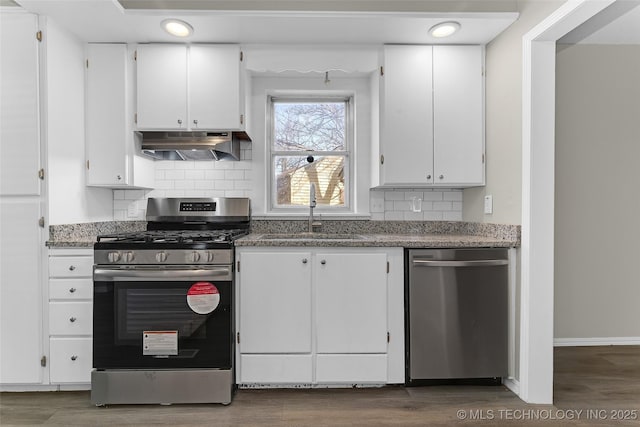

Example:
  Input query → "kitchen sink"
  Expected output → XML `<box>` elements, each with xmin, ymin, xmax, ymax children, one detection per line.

<box><xmin>256</xmin><ymin>233</ymin><xmax>366</xmax><ymax>240</ymax></box>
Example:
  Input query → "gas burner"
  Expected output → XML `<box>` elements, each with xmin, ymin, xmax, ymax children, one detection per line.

<box><xmin>97</xmin><ymin>229</ymin><xmax>248</xmax><ymax>245</ymax></box>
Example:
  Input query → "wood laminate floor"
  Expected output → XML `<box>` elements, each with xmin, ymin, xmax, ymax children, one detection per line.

<box><xmin>1</xmin><ymin>346</ymin><xmax>639</xmax><ymax>426</ymax></box>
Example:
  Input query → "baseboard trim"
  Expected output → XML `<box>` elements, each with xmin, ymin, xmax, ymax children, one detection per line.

<box><xmin>554</xmin><ymin>337</ymin><xmax>640</xmax><ymax>347</ymax></box>
<box><xmin>503</xmin><ymin>377</ymin><xmax>520</xmax><ymax>395</ymax></box>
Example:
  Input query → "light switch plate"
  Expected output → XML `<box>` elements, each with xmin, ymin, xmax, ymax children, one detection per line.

<box><xmin>484</xmin><ymin>195</ymin><xmax>493</xmax><ymax>214</ymax></box>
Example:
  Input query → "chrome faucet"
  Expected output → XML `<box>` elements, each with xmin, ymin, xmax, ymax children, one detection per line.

<box><xmin>309</xmin><ymin>183</ymin><xmax>321</xmax><ymax>232</ymax></box>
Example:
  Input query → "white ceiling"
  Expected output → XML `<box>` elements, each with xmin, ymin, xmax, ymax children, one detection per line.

<box><xmin>14</xmin><ymin>0</ymin><xmax>518</xmax><ymax>45</ymax></box>
<box><xmin>559</xmin><ymin>0</ymin><xmax>640</xmax><ymax>44</ymax></box>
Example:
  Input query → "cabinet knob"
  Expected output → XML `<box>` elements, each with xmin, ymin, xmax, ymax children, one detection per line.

<box><xmin>69</xmin><ymin>287</ymin><xmax>76</xmax><ymax>293</ymax></box>
<box><xmin>320</xmin><ymin>260</ymin><xmax>326</xmax><ymax>265</ymax></box>
<box><xmin>69</xmin><ymin>317</ymin><xmax>77</xmax><ymax>323</ymax></box>
<box><xmin>116</xmin><ymin>175</ymin><xmax>122</xmax><ymax>180</ymax></box>
<box><xmin>70</xmin><ymin>355</ymin><xmax>78</xmax><ymax>361</ymax></box>
<box><xmin>302</xmin><ymin>258</ymin><xmax>308</xmax><ymax>264</ymax></box>
<box><xmin>439</xmin><ymin>175</ymin><xmax>444</xmax><ymax>180</ymax></box>
<box><xmin>68</xmin><ymin>265</ymin><xmax>76</xmax><ymax>271</ymax></box>
<box><xmin>193</xmin><ymin>119</ymin><xmax>198</xmax><ymax>126</ymax></box>
<box><xmin>177</xmin><ymin>119</ymin><xmax>183</xmax><ymax>125</ymax></box>
<box><xmin>427</xmin><ymin>174</ymin><xmax>432</xmax><ymax>180</ymax></box>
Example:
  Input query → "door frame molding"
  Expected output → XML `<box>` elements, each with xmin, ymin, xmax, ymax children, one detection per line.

<box><xmin>519</xmin><ymin>0</ymin><xmax>616</xmax><ymax>404</ymax></box>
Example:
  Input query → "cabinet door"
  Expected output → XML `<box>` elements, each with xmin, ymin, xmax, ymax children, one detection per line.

<box><xmin>239</xmin><ymin>251</ymin><xmax>312</xmax><ymax>353</ymax></box>
<box><xmin>433</xmin><ymin>45</ymin><xmax>484</xmax><ymax>185</ymax></box>
<box><xmin>0</xmin><ymin>199</ymin><xmax>43</xmax><ymax>384</ymax></box>
<box><xmin>189</xmin><ymin>45</ymin><xmax>242</xmax><ymax>130</ymax></box>
<box><xmin>86</xmin><ymin>44</ymin><xmax>128</xmax><ymax>186</ymax></box>
<box><xmin>49</xmin><ymin>338</ymin><xmax>92</xmax><ymax>384</ymax></box>
<box><xmin>0</xmin><ymin>12</ymin><xmax>40</xmax><ymax>196</ymax></box>
<box><xmin>315</xmin><ymin>252</ymin><xmax>388</xmax><ymax>353</ymax></box>
<box><xmin>381</xmin><ymin>45</ymin><xmax>434</xmax><ymax>185</ymax></box>
<box><xmin>136</xmin><ymin>44</ymin><xmax>187</xmax><ymax>129</ymax></box>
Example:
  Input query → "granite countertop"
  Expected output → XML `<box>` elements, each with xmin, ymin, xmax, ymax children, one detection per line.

<box><xmin>46</xmin><ymin>221</ymin><xmax>146</xmax><ymax>248</ymax></box>
<box><xmin>46</xmin><ymin>219</ymin><xmax>520</xmax><ymax>249</ymax></box>
<box><xmin>236</xmin><ymin>232</ymin><xmax>517</xmax><ymax>248</ymax></box>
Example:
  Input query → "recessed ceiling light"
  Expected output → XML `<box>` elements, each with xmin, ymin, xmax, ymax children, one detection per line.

<box><xmin>161</xmin><ymin>19</ymin><xmax>194</xmax><ymax>38</ymax></box>
<box><xmin>429</xmin><ymin>21</ymin><xmax>461</xmax><ymax>38</ymax></box>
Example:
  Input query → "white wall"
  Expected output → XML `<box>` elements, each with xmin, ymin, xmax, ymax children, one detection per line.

<box><xmin>463</xmin><ymin>0</ymin><xmax>564</xmax><ymax>224</ymax></box>
<box><xmin>554</xmin><ymin>44</ymin><xmax>640</xmax><ymax>342</ymax></box>
<box><xmin>44</xmin><ymin>18</ymin><xmax>112</xmax><ymax>225</ymax></box>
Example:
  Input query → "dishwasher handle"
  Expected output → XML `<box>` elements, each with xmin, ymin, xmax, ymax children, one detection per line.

<box><xmin>412</xmin><ymin>259</ymin><xmax>508</xmax><ymax>267</ymax></box>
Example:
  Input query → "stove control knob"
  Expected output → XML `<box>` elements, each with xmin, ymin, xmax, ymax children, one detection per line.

<box><xmin>156</xmin><ymin>252</ymin><xmax>168</xmax><ymax>263</ymax></box>
<box><xmin>205</xmin><ymin>252</ymin><xmax>215</xmax><ymax>263</ymax></box>
<box><xmin>124</xmin><ymin>251</ymin><xmax>135</xmax><ymax>263</ymax></box>
<box><xmin>190</xmin><ymin>251</ymin><xmax>201</xmax><ymax>263</ymax></box>
<box><xmin>107</xmin><ymin>251</ymin><xmax>121</xmax><ymax>263</ymax></box>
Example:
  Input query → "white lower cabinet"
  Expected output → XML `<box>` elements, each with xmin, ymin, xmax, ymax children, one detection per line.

<box><xmin>48</xmin><ymin>248</ymin><xmax>93</xmax><ymax>386</ymax></box>
<box><xmin>49</xmin><ymin>338</ymin><xmax>92</xmax><ymax>384</ymax></box>
<box><xmin>236</xmin><ymin>247</ymin><xmax>404</xmax><ymax>385</ymax></box>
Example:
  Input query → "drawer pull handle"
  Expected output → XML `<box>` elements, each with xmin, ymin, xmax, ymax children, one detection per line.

<box><xmin>69</xmin><ymin>265</ymin><xmax>76</xmax><ymax>271</ymax></box>
<box><xmin>69</xmin><ymin>287</ymin><xmax>76</xmax><ymax>293</ymax></box>
<box><xmin>69</xmin><ymin>317</ymin><xmax>77</xmax><ymax>323</ymax></box>
<box><xmin>70</xmin><ymin>355</ymin><xmax>78</xmax><ymax>361</ymax></box>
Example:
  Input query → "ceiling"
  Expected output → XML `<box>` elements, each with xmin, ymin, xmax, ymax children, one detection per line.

<box><xmin>559</xmin><ymin>0</ymin><xmax>640</xmax><ymax>44</ymax></box>
<box><xmin>14</xmin><ymin>0</ymin><xmax>519</xmax><ymax>45</ymax></box>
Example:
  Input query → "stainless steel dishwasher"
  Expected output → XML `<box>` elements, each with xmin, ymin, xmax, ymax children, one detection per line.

<box><xmin>405</xmin><ymin>248</ymin><xmax>509</xmax><ymax>385</ymax></box>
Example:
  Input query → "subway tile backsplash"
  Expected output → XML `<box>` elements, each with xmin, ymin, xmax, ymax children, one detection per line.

<box><xmin>113</xmin><ymin>145</ymin><xmax>463</xmax><ymax>221</ymax></box>
<box><xmin>368</xmin><ymin>188</ymin><xmax>463</xmax><ymax>221</ymax></box>
<box><xmin>113</xmin><ymin>144</ymin><xmax>253</xmax><ymax>221</ymax></box>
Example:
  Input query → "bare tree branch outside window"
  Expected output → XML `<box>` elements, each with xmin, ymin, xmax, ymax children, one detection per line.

<box><xmin>272</xmin><ymin>100</ymin><xmax>348</xmax><ymax>208</ymax></box>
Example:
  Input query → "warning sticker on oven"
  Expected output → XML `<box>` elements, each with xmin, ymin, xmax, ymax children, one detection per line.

<box><xmin>143</xmin><ymin>331</ymin><xmax>178</xmax><ymax>356</ymax></box>
<box><xmin>187</xmin><ymin>282</ymin><xmax>220</xmax><ymax>315</ymax></box>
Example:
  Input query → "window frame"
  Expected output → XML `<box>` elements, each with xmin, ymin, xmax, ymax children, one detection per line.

<box><xmin>267</xmin><ymin>94</ymin><xmax>354</xmax><ymax>214</ymax></box>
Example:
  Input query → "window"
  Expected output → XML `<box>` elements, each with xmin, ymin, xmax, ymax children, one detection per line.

<box><xmin>269</xmin><ymin>96</ymin><xmax>351</xmax><ymax>211</ymax></box>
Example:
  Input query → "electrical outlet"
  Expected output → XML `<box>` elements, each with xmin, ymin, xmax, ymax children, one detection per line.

<box><xmin>371</xmin><ymin>199</ymin><xmax>384</xmax><ymax>213</ymax></box>
<box><xmin>484</xmin><ymin>195</ymin><xmax>493</xmax><ymax>214</ymax></box>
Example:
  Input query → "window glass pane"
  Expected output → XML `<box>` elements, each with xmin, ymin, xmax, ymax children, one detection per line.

<box><xmin>274</xmin><ymin>155</ymin><xmax>345</xmax><ymax>207</ymax></box>
<box><xmin>273</xmin><ymin>102</ymin><xmax>346</xmax><ymax>151</ymax></box>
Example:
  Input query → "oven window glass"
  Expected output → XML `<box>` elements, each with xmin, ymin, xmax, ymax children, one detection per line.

<box><xmin>116</xmin><ymin>288</ymin><xmax>207</xmax><ymax>343</ymax></box>
<box><xmin>93</xmin><ymin>280</ymin><xmax>232</xmax><ymax>370</ymax></box>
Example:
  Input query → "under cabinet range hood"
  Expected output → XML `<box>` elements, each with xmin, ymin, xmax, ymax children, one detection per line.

<box><xmin>139</xmin><ymin>131</ymin><xmax>250</xmax><ymax>161</ymax></box>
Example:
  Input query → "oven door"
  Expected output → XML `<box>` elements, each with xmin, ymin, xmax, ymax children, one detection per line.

<box><xmin>93</xmin><ymin>266</ymin><xmax>233</xmax><ymax>370</ymax></box>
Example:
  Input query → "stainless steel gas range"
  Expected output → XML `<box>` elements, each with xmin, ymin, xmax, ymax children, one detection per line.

<box><xmin>91</xmin><ymin>197</ymin><xmax>250</xmax><ymax>406</ymax></box>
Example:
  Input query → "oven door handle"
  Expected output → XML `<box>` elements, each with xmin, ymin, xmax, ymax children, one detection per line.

<box><xmin>93</xmin><ymin>266</ymin><xmax>232</xmax><ymax>282</ymax></box>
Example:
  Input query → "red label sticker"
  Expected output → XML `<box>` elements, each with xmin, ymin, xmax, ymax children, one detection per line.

<box><xmin>187</xmin><ymin>282</ymin><xmax>220</xmax><ymax>314</ymax></box>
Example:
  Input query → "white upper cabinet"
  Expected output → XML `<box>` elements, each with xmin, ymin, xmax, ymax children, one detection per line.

<box><xmin>0</xmin><ymin>12</ymin><xmax>40</xmax><ymax>196</ymax></box>
<box><xmin>189</xmin><ymin>45</ymin><xmax>243</xmax><ymax>130</ymax></box>
<box><xmin>378</xmin><ymin>44</ymin><xmax>484</xmax><ymax>188</ymax></box>
<box><xmin>136</xmin><ymin>44</ymin><xmax>187</xmax><ymax>130</ymax></box>
<box><xmin>380</xmin><ymin>45</ymin><xmax>434</xmax><ymax>186</ymax></box>
<box><xmin>136</xmin><ymin>44</ymin><xmax>246</xmax><ymax>132</ymax></box>
<box><xmin>433</xmin><ymin>45</ymin><xmax>484</xmax><ymax>186</ymax></box>
<box><xmin>85</xmin><ymin>43</ymin><xmax>154</xmax><ymax>188</ymax></box>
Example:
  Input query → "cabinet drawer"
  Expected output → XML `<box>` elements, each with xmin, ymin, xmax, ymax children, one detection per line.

<box><xmin>49</xmin><ymin>279</ymin><xmax>93</xmax><ymax>300</ymax></box>
<box><xmin>49</xmin><ymin>302</ymin><xmax>92</xmax><ymax>335</ymax></box>
<box><xmin>315</xmin><ymin>354</ymin><xmax>387</xmax><ymax>383</ymax></box>
<box><xmin>49</xmin><ymin>337</ymin><xmax>92</xmax><ymax>384</ymax></box>
<box><xmin>239</xmin><ymin>355</ymin><xmax>312</xmax><ymax>384</ymax></box>
<box><xmin>49</xmin><ymin>256</ymin><xmax>93</xmax><ymax>278</ymax></box>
